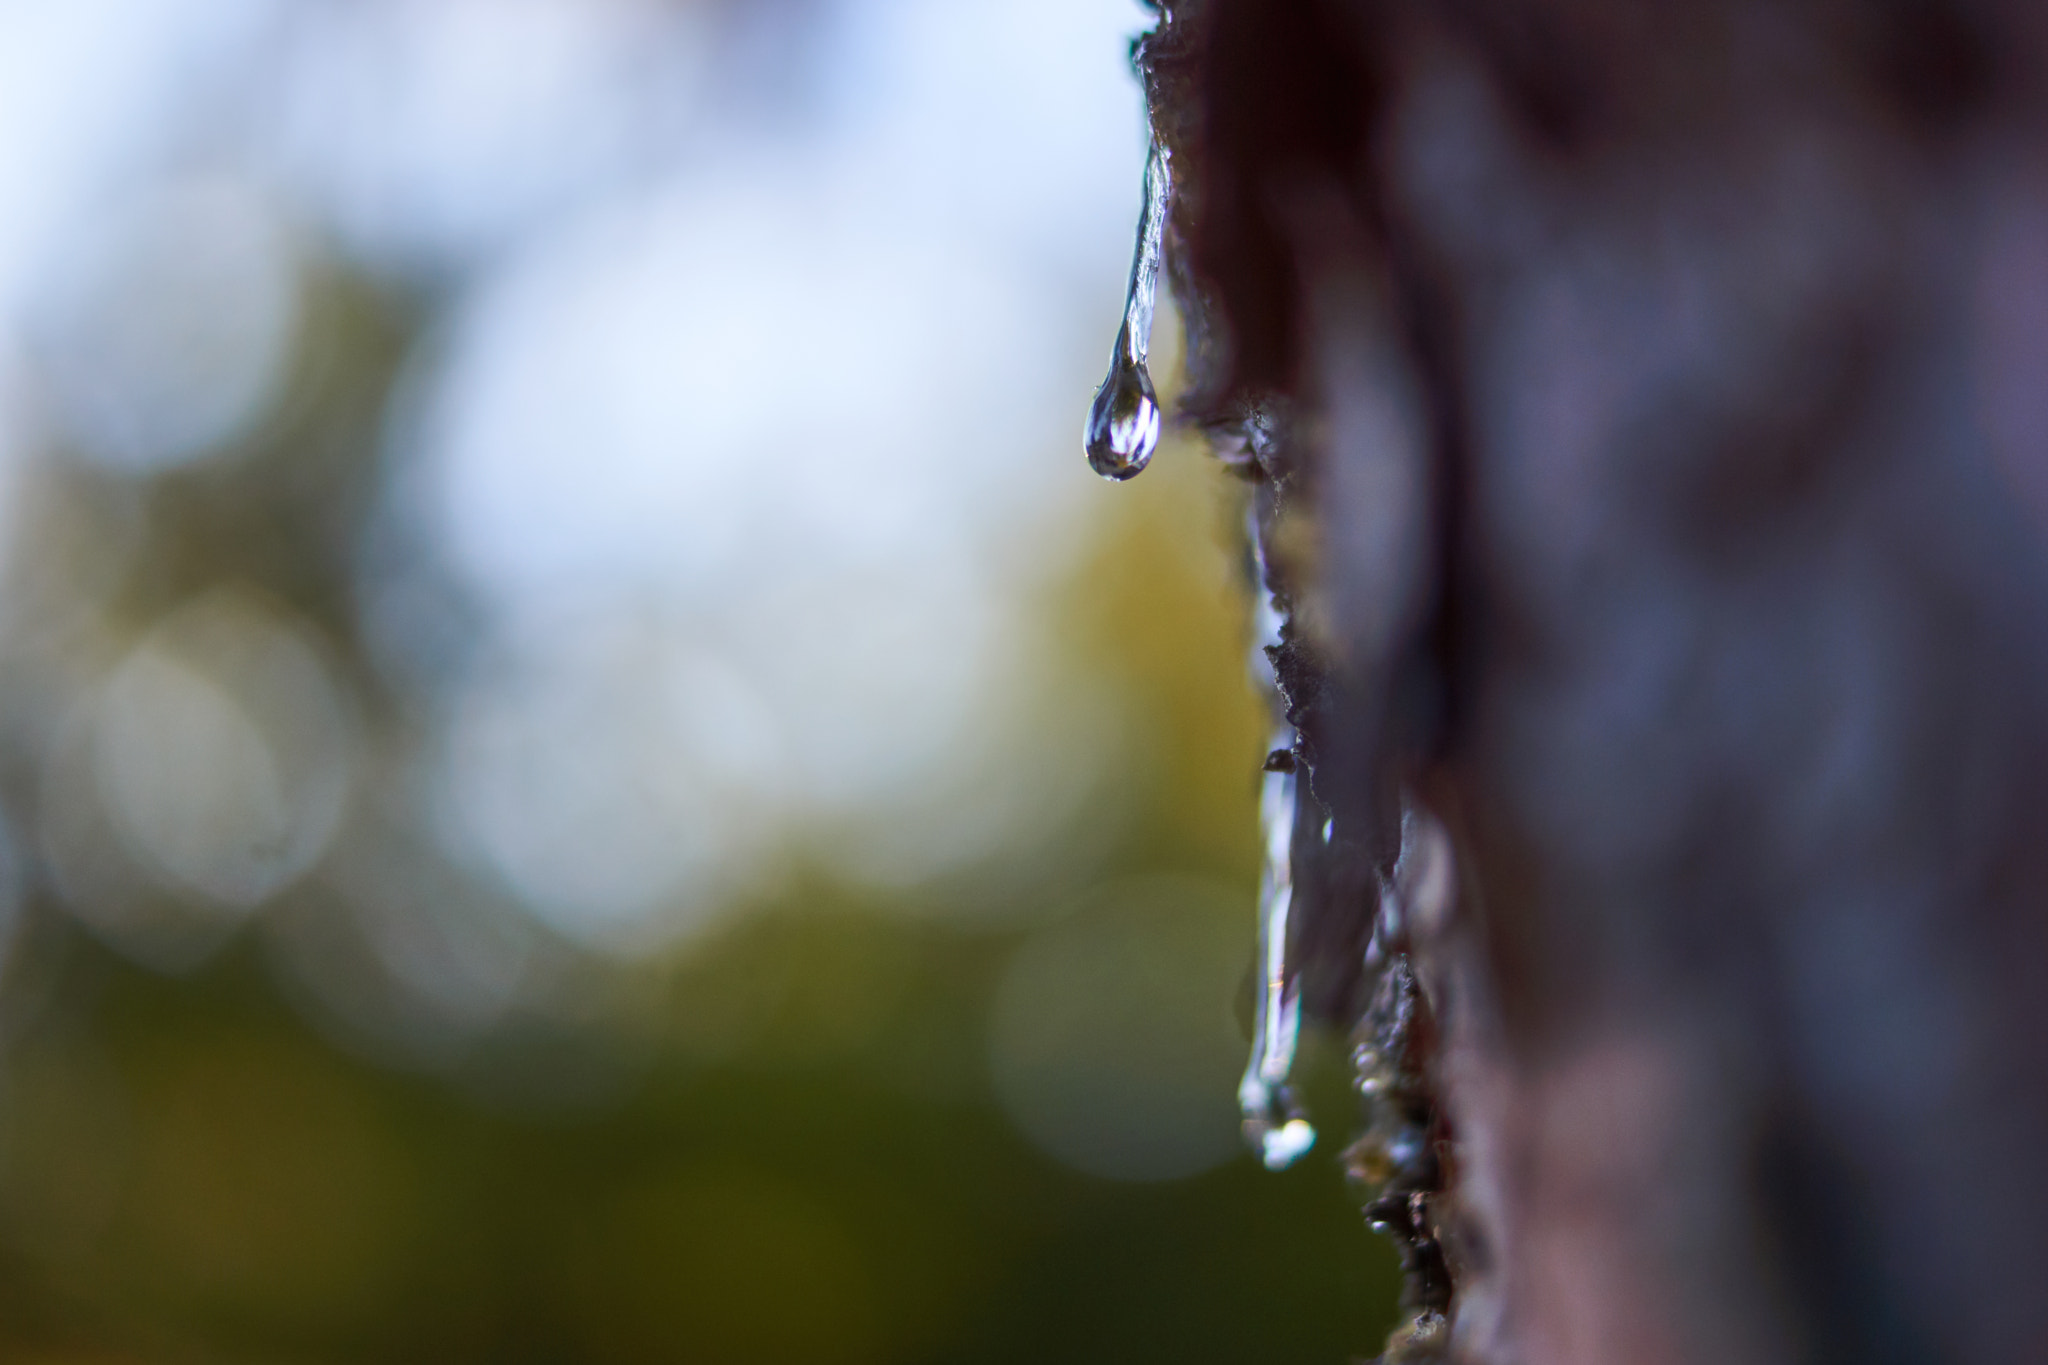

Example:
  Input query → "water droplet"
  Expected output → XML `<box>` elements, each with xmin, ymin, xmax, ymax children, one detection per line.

<box><xmin>1085</xmin><ymin>353</ymin><xmax>1159</xmax><ymax>482</ymax></box>
<box><xmin>1238</xmin><ymin>731</ymin><xmax>1316</xmax><ymax>1169</ymax></box>
<box><xmin>1084</xmin><ymin>140</ymin><xmax>1171</xmax><ymax>482</ymax></box>
<box><xmin>1259</xmin><ymin>1116</ymin><xmax>1318</xmax><ymax>1170</ymax></box>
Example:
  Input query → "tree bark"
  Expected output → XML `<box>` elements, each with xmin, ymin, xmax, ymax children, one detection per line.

<box><xmin>1148</xmin><ymin>1</ymin><xmax>2048</xmax><ymax>1360</ymax></box>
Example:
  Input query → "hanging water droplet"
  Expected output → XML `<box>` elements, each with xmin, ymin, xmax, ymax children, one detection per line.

<box><xmin>1086</xmin><ymin>351</ymin><xmax>1159</xmax><ymax>481</ymax></box>
<box><xmin>1239</xmin><ymin>730</ymin><xmax>1316</xmax><ymax>1170</ymax></box>
<box><xmin>1085</xmin><ymin>140</ymin><xmax>1171</xmax><ymax>481</ymax></box>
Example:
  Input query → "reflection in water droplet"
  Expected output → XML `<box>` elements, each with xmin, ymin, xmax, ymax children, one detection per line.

<box><xmin>1238</xmin><ymin>732</ymin><xmax>1316</xmax><ymax>1170</ymax></box>
<box><xmin>1084</xmin><ymin>140</ymin><xmax>1170</xmax><ymax>481</ymax></box>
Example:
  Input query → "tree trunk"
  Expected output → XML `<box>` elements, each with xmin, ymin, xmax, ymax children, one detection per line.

<box><xmin>1145</xmin><ymin>1</ymin><xmax>2048</xmax><ymax>1360</ymax></box>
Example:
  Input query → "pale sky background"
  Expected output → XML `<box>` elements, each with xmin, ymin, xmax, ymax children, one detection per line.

<box><xmin>0</xmin><ymin>0</ymin><xmax>1154</xmax><ymax>948</ymax></box>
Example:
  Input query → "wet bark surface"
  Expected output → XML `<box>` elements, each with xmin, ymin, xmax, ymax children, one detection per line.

<box><xmin>1145</xmin><ymin>1</ymin><xmax>2048</xmax><ymax>1360</ymax></box>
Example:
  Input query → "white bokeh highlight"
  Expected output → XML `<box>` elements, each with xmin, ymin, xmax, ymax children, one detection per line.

<box><xmin>45</xmin><ymin>589</ymin><xmax>355</xmax><ymax>971</ymax></box>
<box><xmin>989</xmin><ymin>876</ymin><xmax>1252</xmax><ymax>1182</ymax></box>
<box><xmin>26</xmin><ymin>175</ymin><xmax>301</xmax><ymax>473</ymax></box>
<box><xmin>266</xmin><ymin>0</ymin><xmax>706</xmax><ymax>269</ymax></box>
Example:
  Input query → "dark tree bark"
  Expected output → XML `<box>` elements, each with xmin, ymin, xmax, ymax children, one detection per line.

<box><xmin>1144</xmin><ymin>2</ymin><xmax>2048</xmax><ymax>1361</ymax></box>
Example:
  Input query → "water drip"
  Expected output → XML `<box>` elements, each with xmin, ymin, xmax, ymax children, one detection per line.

<box><xmin>1084</xmin><ymin>139</ymin><xmax>1170</xmax><ymax>481</ymax></box>
<box><xmin>1238</xmin><ymin>734</ymin><xmax>1316</xmax><ymax>1170</ymax></box>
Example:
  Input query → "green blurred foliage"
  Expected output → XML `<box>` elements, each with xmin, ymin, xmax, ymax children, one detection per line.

<box><xmin>0</xmin><ymin>261</ymin><xmax>1400</xmax><ymax>1364</ymax></box>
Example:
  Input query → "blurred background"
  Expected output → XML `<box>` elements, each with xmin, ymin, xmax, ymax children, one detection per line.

<box><xmin>0</xmin><ymin>1</ymin><xmax>1399</xmax><ymax>1360</ymax></box>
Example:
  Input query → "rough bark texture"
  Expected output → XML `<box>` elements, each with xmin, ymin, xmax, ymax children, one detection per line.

<box><xmin>1148</xmin><ymin>1</ymin><xmax>2048</xmax><ymax>1361</ymax></box>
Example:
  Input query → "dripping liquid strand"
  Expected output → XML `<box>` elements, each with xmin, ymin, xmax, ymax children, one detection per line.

<box><xmin>1083</xmin><ymin>138</ymin><xmax>1170</xmax><ymax>481</ymax></box>
<box><xmin>1237</xmin><ymin>523</ymin><xmax>1317</xmax><ymax>1170</ymax></box>
<box><xmin>1240</xmin><ymin>733</ymin><xmax>1317</xmax><ymax>1169</ymax></box>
